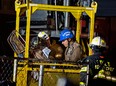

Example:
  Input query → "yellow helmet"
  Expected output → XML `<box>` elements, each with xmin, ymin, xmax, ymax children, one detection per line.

<box><xmin>89</xmin><ymin>36</ymin><xmax>106</xmax><ymax>48</ymax></box>
<box><xmin>38</xmin><ymin>31</ymin><xmax>49</xmax><ymax>40</ymax></box>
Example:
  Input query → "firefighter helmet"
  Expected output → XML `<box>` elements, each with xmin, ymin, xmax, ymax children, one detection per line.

<box><xmin>38</xmin><ymin>31</ymin><xmax>49</xmax><ymax>40</ymax></box>
<box><xmin>59</xmin><ymin>28</ymin><xmax>74</xmax><ymax>42</ymax></box>
<box><xmin>89</xmin><ymin>36</ymin><xmax>106</xmax><ymax>48</ymax></box>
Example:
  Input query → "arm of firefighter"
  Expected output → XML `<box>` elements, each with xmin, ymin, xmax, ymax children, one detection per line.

<box><xmin>80</xmin><ymin>65</ymin><xmax>88</xmax><ymax>86</ymax></box>
<box><xmin>79</xmin><ymin>58</ymin><xmax>90</xmax><ymax>86</ymax></box>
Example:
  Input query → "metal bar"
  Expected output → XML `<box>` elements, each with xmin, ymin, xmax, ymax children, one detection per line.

<box><xmin>13</xmin><ymin>59</ymin><xmax>17</xmax><ymax>82</ymax></box>
<box><xmin>86</xmin><ymin>60</ymin><xmax>89</xmax><ymax>86</ymax></box>
<box><xmin>31</xmin><ymin>4</ymin><xmax>94</xmax><ymax>13</ymax></box>
<box><xmin>25</xmin><ymin>2</ymin><xmax>31</xmax><ymax>58</ymax></box>
<box><xmin>89</xmin><ymin>12</ymin><xmax>95</xmax><ymax>55</ymax></box>
<box><xmin>15</xmin><ymin>4</ymin><xmax>21</xmax><ymax>57</ymax></box>
<box><xmin>39</xmin><ymin>65</ymin><xmax>44</xmax><ymax>86</ymax></box>
<box><xmin>64</xmin><ymin>0</ymin><xmax>70</xmax><ymax>27</ymax></box>
<box><xmin>54</xmin><ymin>0</ymin><xmax>58</xmax><ymax>34</ymax></box>
<box><xmin>18</xmin><ymin>67</ymin><xmax>80</xmax><ymax>73</ymax></box>
<box><xmin>76</xmin><ymin>13</ymin><xmax>81</xmax><ymax>43</ymax></box>
<box><xmin>18</xmin><ymin>62</ymin><xmax>79</xmax><ymax>67</ymax></box>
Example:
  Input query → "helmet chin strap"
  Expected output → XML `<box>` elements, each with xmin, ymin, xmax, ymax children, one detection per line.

<box><xmin>67</xmin><ymin>39</ymin><xmax>71</xmax><ymax>48</ymax></box>
<box><xmin>65</xmin><ymin>39</ymin><xmax>70</xmax><ymax>55</ymax></box>
<box><xmin>66</xmin><ymin>39</ymin><xmax>74</xmax><ymax>55</ymax></box>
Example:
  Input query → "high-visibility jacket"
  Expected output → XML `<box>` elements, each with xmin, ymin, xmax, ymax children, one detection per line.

<box><xmin>80</xmin><ymin>52</ymin><xmax>115</xmax><ymax>86</ymax></box>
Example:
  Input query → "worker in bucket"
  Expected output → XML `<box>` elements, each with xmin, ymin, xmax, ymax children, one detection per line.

<box><xmin>59</xmin><ymin>28</ymin><xmax>83</xmax><ymax>62</ymax></box>
<box><xmin>31</xmin><ymin>31</ymin><xmax>63</xmax><ymax>60</ymax></box>
<box><xmin>80</xmin><ymin>36</ymin><xmax>115</xmax><ymax>86</ymax></box>
<box><xmin>38</xmin><ymin>31</ymin><xmax>63</xmax><ymax>60</ymax></box>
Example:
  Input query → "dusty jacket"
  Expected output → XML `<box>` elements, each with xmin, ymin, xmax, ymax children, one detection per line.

<box><xmin>65</xmin><ymin>41</ymin><xmax>82</xmax><ymax>62</ymax></box>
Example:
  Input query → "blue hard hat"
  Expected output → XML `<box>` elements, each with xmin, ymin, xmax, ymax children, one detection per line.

<box><xmin>59</xmin><ymin>28</ymin><xmax>74</xmax><ymax>42</ymax></box>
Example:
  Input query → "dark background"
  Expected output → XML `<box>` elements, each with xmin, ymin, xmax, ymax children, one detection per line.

<box><xmin>96</xmin><ymin>0</ymin><xmax>116</xmax><ymax>16</ymax></box>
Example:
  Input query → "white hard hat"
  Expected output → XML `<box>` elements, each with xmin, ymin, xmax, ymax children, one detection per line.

<box><xmin>38</xmin><ymin>31</ymin><xmax>49</xmax><ymax>40</ymax></box>
<box><xmin>89</xmin><ymin>36</ymin><xmax>106</xmax><ymax>47</ymax></box>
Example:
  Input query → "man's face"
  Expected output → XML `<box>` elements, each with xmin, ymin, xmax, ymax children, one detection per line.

<box><xmin>61</xmin><ymin>40</ymin><xmax>68</xmax><ymax>47</ymax></box>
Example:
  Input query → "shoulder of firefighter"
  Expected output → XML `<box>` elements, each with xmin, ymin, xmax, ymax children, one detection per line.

<box><xmin>49</xmin><ymin>41</ymin><xmax>63</xmax><ymax>60</ymax></box>
<box><xmin>74</xmin><ymin>42</ymin><xmax>85</xmax><ymax>58</ymax></box>
<box><xmin>79</xmin><ymin>55</ymin><xmax>116</xmax><ymax>86</ymax></box>
<box><xmin>65</xmin><ymin>41</ymin><xmax>83</xmax><ymax>62</ymax></box>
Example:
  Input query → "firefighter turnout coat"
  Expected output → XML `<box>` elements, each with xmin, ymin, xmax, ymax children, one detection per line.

<box><xmin>80</xmin><ymin>52</ymin><xmax>115</xmax><ymax>86</ymax></box>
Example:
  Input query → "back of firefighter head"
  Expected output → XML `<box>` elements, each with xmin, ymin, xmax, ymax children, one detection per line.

<box><xmin>59</xmin><ymin>28</ymin><xmax>74</xmax><ymax>42</ymax></box>
<box><xmin>89</xmin><ymin>36</ymin><xmax>107</xmax><ymax>53</ymax></box>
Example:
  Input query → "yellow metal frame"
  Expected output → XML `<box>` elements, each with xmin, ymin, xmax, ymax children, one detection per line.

<box><xmin>15</xmin><ymin>0</ymin><xmax>97</xmax><ymax>86</ymax></box>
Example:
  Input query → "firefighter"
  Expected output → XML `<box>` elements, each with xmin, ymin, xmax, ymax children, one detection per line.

<box><xmin>31</xmin><ymin>31</ymin><xmax>63</xmax><ymax>80</ymax></box>
<box><xmin>30</xmin><ymin>31</ymin><xmax>50</xmax><ymax>59</ymax></box>
<box><xmin>59</xmin><ymin>28</ymin><xmax>83</xmax><ymax>62</ymax></box>
<box><xmin>31</xmin><ymin>31</ymin><xmax>63</xmax><ymax>60</ymax></box>
<box><xmin>38</xmin><ymin>31</ymin><xmax>63</xmax><ymax>60</ymax></box>
<box><xmin>79</xmin><ymin>36</ymin><xmax>115</xmax><ymax>86</ymax></box>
